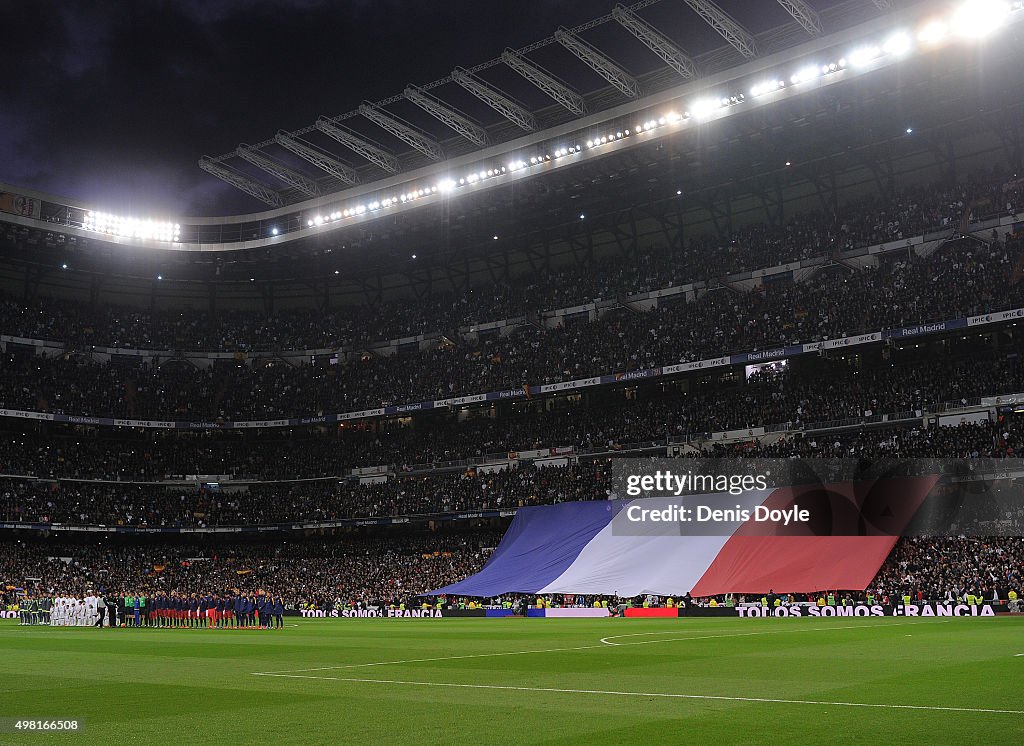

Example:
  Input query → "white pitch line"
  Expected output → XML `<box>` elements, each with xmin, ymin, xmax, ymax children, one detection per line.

<box><xmin>248</xmin><ymin>673</ymin><xmax>1024</xmax><ymax>716</ymax></box>
<box><xmin>253</xmin><ymin>620</ymin><xmax>930</xmax><ymax>675</ymax></box>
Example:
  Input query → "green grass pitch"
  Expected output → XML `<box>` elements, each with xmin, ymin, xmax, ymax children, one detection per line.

<box><xmin>2</xmin><ymin>616</ymin><xmax>1023</xmax><ymax>744</ymax></box>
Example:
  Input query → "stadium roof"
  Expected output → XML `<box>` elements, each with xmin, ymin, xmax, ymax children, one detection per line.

<box><xmin>200</xmin><ymin>0</ymin><xmax>887</xmax><ymax>207</ymax></box>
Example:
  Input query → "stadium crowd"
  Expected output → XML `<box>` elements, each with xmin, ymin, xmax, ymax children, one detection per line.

<box><xmin>3</xmin><ymin>173</ymin><xmax>1024</xmax><ymax>617</ymax></box>
<box><xmin>0</xmin><ymin>532</ymin><xmax>500</xmax><ymax>610</ymax></box>
<box><xmin>870</xmin><ymin>536</ymin><xmax>1023</xmax><ymax>607</ymax></box>
<box><xmin>3</xmin><ymin>171</ymin><xmax>1021</xmax><ymax>353</ymax></box>
<box><xmin>1</xmin><ymin>166</ymin><xmax>1023</xmax><ymax>428</ymax></box>
<box><xmin>1</xmin><ymin>233</ymin><xmax>1021</xmax><ymax>422</ymax></box>
<box><xmin>0</xmin><ymin>346</ymin><xmax>1021</xmax><ymax>482</ymax></box>
<box><xmin>3</xmin><ymin>413</ymin><xmax>1024</xmax><ymax>528</ymax></box>
<box><xmin>2</xmin><ymin>534</ymin><xmax>1019</xmax><ymax>612</ymax></box>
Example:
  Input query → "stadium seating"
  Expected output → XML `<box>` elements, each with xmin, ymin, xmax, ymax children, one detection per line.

<box><xmin>3</xmin><ymin>171</ymin><xmax>1024</xmax><ymax>608</ymax></box>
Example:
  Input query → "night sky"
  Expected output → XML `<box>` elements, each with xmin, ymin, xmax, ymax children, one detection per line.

<box><xmin>2</xmin><ymin>0</ymin><xmax>795</xmax><ymax>218</ymax></box>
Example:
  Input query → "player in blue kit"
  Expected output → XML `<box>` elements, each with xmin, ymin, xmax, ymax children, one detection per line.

<box><xmin>244</xmin><ymin>595</ymin><xmax>255</xmax><ymax>628</ymax></box>
<box><xmin>272</xmin><ymin>596</ymin><xmax>284</xmax><ymax>629</ymax></box>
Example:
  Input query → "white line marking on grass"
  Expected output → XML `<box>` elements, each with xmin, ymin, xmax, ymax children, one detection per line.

<box><xmin>248</xmin><ymin>674</ymin><xmax>1024</xmax><ymax>716</ymax></box>
<box><xmin>253</xmin><ymin>621</ymin><xmax>929</xmax><ymax>676</ymax></box>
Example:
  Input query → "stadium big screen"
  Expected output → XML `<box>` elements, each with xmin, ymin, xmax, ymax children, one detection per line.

<box><xmin>1</xmin><ymin>0</ymin><xmax>1022</xmax><ymax>743</ymax></box>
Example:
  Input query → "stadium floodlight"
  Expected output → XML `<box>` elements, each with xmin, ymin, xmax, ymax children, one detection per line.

<box><xmin>689</xmin><ymin>98</ymin><xmax>721</xmax><ymax>118</ymax></box>
<box><xmin>790</xmin><ymin>64</ymin><xmax>821</xmax><ymax>84</ymax></box>
<box><xmin>847</xmin><ymin>45</ymin><xmax>881</xmax><ymax>68</ymax></box>
<box><xmin>750</xmin><ymin>79</ymin><xmax>785</xmax><ymax>96</ymax></box>
<box><xmin>437</xmin><ymin>178</ymin><xmax>456</xmax><ymax>193</ymax></box>
<box><xmin>882</xmin><ymin>31</ymin><xmax>913</xmax><ymax>57</ymax></box>
<box><xmin>83</xmin><ymin>210</ymin><xmax>181</xmax><ymax>242</ymax></box>
<box><xmin>917</xmin><ymin>19</ymin><xmax>948</xmax><ymax>45</ymax></box>
<box><xmin>951</xmin><ymin>0</ymin><xmax>1011</xmax><ymax>38</ymax></box>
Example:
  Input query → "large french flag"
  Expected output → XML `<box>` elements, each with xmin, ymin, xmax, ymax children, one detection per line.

<box><xmin>432</xmin><ymin>477</ymin><xmax>938</xmax><ymax>597</ymax></box>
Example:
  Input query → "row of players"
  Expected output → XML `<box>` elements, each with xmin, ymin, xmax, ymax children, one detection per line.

<box><xmin>15</xmin><ymin>592</ymin><xmax>287</xmax><ymax>628</ymax></box>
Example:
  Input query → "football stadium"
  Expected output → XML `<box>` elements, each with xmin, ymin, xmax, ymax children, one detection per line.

<box><xmin>2</xmin><ymin>0</ymin><xmax>1023</xmax><ymax>742</ymax></box>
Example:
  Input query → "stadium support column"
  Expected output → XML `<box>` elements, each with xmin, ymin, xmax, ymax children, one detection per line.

<box><xmin>23</xmin><ymin>265</ymin><xmax>48</xmax><ymax>303</ymax></box>
<box><xmin>695</xmin><ymin>187</ymin><xmax>733</xmax><ymax>238</ymax></box>
<box><xmin>258</xmin><ymin>282</ymin><xmax>275</xmax><ymax>314</ymax></box>
<box><xmin>89</xmin><ymin>276</ymin><xmax>102</xmax><ymax>309</ymax></box>
<box><xmin>991</xmin><ymin>112</ymin><xmax>1023</xmax><ymax>170</ymax></box>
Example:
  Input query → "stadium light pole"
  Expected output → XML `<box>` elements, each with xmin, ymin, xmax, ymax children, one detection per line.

<box><xmin>198</xmin><ymin>157</ymin><xmax>284</xmax><ymax>207</ymax></box>
<box><xmin>314</xmin><ymin>117</ymin><xmax>401</xmax><ymax>174</ymax></box>
<box><xmin>235</xmin><ymin>144</ymin><xmax>322</xmax><ymax>198</ymax></box>
<box><xmin>274</xmin><ymin>132</ymin><xmax>360</xmax><ymax>186</ymax></box>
